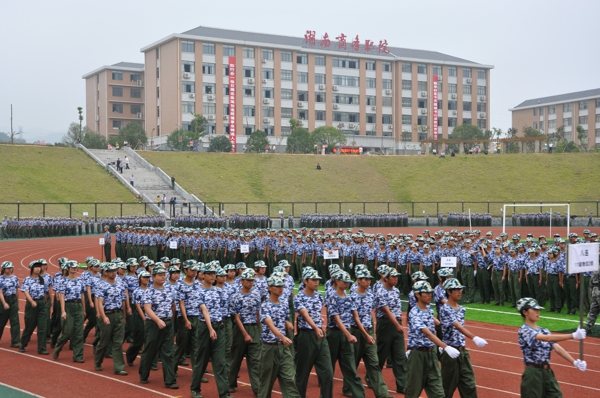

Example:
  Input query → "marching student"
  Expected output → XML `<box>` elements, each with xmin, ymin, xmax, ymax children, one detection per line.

<box><xmin>125</xmin><ymin>270</ymin><xmax>150</xmax><ymax>366</ymax></box>
<box><xmin>0</xmin><ymin>261</ymin><xmax>21</xmax><ymax>347</ymax></box>
<box><xmin>19</xmin><ymin>260</ymin><xmax>50</xmax><ymax>355</ymax></box>
<box><xmin>174</xmin><ymin>262</ymin><xmax>201</xmax><ymax>375</ymax></box>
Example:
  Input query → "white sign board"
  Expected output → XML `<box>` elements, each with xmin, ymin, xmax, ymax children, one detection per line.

<box><xmin>169</xmin><ymin>241</ymin><xmax>178</xmax><ymax>249</ymax></box>
<box><xmin>567</xmin><ymin>243</ymin><xmax>599</xmax><ymax>274</ymax></box>
<box><xmin>99</xmin><ymin>238</ymin><xmax>105</xmax><ymax>245</ymax></box>
<box><xmin>83</xmin><ymin>212</ymin><xmax>88</xmax><ymax>217</ymax></box>
<box><xmin>440</xmin><ymin>257</ymin><xmax>457</xmax><ymax>268</ymax></box>
<box><xmin>240</xmin><ymin>244</ymin><xmax>250</xmax><ymax>254</ymax></box>
<box><xmin>159</xmin><ymin>210</ymin><xmax>165</xmax><ymax>215</ymax></box>
<box><xmin>279</xmin><ymin>210</ymin><xmax>284</xmax><ymax>215</ymax></box>
<box><xmin>324</xmin><ymin>250</ymin><xmax>340</xmax><ymax>260</ymax></box>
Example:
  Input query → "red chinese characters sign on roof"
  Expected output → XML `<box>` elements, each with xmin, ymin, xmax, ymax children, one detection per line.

<box><xmin>304</xmin><ymin>30</ymin><xmax>390</xmax><ymax>54</ymax></box>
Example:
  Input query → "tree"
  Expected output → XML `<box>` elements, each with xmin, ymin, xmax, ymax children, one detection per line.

<box><xmin>286</xmin><ymin>127</ymin><xmax>313</xmax><ymax>153</ymax></box>
<box><xmin>549</xmin><ymin>125</ymin><xmax>566</xmax><ymax>143</ymax></box>
<box><xmin>246</xmin><ymin>130</ymin><xmax>269</xmax><ymax>153</ymax></box>
<box><xmin>208</xmin><ymin>135</ymin><xmax>232</xmax><ymax>152</ymax></box>
<box><xmin>289</xmin><ymin>118</ymin><xmax>301</xmax><ymax>133</ymax></box>
<box><xmin>450</xmin><ymin>124</ymin><xmax>484</xmax><ymax>152</ymax></box>
<box><xmin>576</xmin><ymin>125</ymin><xmax>588</xmax><ymax>152</ymax></box>
<box><xmin>522</xmin><ymin>125</ymin><xmax>545</xmax><ymax>152</ymax></box>
<box><xmin>81</xmin><ymin>130</ymin><xmax>107</xmax><ymax>149</ymax></box>
<box><xmin>189</xmin><ymin>114</ymin><xmax>208</xmax><ymax>141</ymax></box>
<box><xmin>109</xmin><ymin>122</ymin><xmax>147</xmax><ymax>148</ymax></box>
<box><xmin>62</xmin><ymin>122</ymin><xmax>94</xmax><ymax>147</ymax></box>
<box><xmin>311</xmin><ymin>126</ymin><xmax>347</xmax><ymax>151</ymax></box>
<box><xmin>166</xmin><ymin>128</ymin><xmax>187</xmax><ymax>150</ymax></box>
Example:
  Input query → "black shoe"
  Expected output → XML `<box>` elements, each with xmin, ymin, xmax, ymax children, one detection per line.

<box><xmin>73</xmin><ymin>359</ymin><xmax>85</xmax><ymax>363</ymax></box>
<box><xmin>50</xmin><ymin>343</ymin><xmax>56</xmax><ymax>349</ymax></box>
<box><xmin>165</xmin><ymin>383</ymin><xmax>179</xmax><ymax>389</ymax></box>
<box><xmin>114</xmin><ymin>370</ymin><xmax>128</xmax><ymax>376</ymax></box>
<box><xmin>229</xmin><ymin>388</ymin><xmax>237</xmax><ymax>393</ymax></box>
<box><xmin>53</xmin><ymin>350</ymin><xmax>59</xmax><ymax>359</ymax></box>
<box><xmin>94</xmin><ymin>364</ymin><xmax>102</xmax><ymax>371</ymax></box>
<box><xmin>151</xmin><ymin>365</ymin><xmax>159</xmax><ymax>371</ymax></box>
<box><xmin>397</xmin><ymin>387</ymin><xmax>405</xmax><ymax>394</ymax></box>
<box><xmin>179</xmin><ymin>360</ymin><xmax>189</xmax><ymax>366</ymax></box>
<box><xmin>38</xmin><ymin>350</ymin><xmax>50</xmax><ymax>355</ymax></box>
<box><xmin>201</xmin><ymin>377</ymin><xmax>208</xmax><ymax>383</ymax></box>
<box><xmin>140</xmin><ymin>379</ymin><xmax>149</xmax><ymax>384</ymax></box>
<box><xmin>10</xmin><ymin>343</ymin><xmax>20</xmax><ymax>348</ymax></box>
<box><xmin>127</xmin><ymin>362</ymin><xmax>134</xmax><ymax>367</ymax></box>
<box><xmin>18</xmin><ymin>345</ymin><xmax>25</xmax><ymax>353</ymax></box>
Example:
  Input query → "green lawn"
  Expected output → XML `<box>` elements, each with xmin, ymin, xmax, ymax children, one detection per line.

<box><xmin>0</xmin><ymin>145</ymin><xmax>142</xmax><ymax>218</ymax></box>
<box><xmin>140</xmin><ymin>151</ymin><xmax>600</xmax><ymax>215</ymax></box>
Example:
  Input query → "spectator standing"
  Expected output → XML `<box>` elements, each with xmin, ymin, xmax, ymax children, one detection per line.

<box><xmin>130</xmin><ymin>175</ymin><xmax>134</xmax><ymax>187</ymax></box>
<box><xmin>124</xmin><ymin>156</ymin><xmax>130</xmax><ymax>169</ymax></box>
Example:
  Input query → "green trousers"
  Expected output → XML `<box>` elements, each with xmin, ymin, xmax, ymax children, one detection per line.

<box><xmin>509</xmin><ymin>273</ymin><xmax>521</xmax><ymax>307</ymax></box>
<box><xmin>376</xmin><ymin>317</ymin><xmax>407</xmax><ymax>392</ymax></box>
<box><xmin>367</xmin><ymin>260</ymin><xmax>376</xmax><ymax>285</ymax></box>
<box><xmin>20</xmin><ymin>299</ymin><xmax>48</xmax><ymax>352</ymax></box>
<box><xmin>405</xmin><ymin>349</ymin><xmax>444</xmax><ymax>398</ymax></box>
<box><xmin>345</xmin><ymin>327</ymin><xmax>389</xmax><ymax>398</ymax></box>
<box><xmin>476</xmin><ymin>268</ymin><xmax>490</xmax><ymax>303</ymax></box>
<box><xmin>125</xmin><ymin>312</ymin><xmax>145</xmax><ymax>365</ymax></box>
<box><xmin>94</xmin><ymin>311</ymin><xmax>125</xmax><ymax>372</ymax></box>
<box><xmin>54</xmin><ymin>302</ymin><xmax>84</xmax><ymax>361</ymax></box>
<box><xmin>440</xmin><ymin>348</ymin><xmax>477</xmax><ymax>398</ymax></box>
<box><xmin>139</xmin><ymin>318</ymin><xmax>176</xmax><ymax>385</ymax></box>
<box><xmin>564</xmin><ymin>277</ymin><xmax>578</xmax><ymax>312</ymax></box>
<box><xmin>491</xmin><ymin>270</ymin><xmax>504</xmax><ymax>305</ymax></box>
<box><xmin>422</xmin><ymin>266</ymin><xmax>433</xmax><ymax>281</ymax></box>
<box><xmin>229</xmin><ymin>323</ymin><xmax>261</xmax><ymax>393</ymax></box>
<box><xmin>460</xmin><ymin>266</ymin><xmax>476</xmax><ymax>303</ymax></box>
<box><xmin>520</xmin><ymin>365</ymin><xmax>562</xmax><ymax>398</ymax></box>
<box><xmin>0</xmin><ymin>295</ymin><xmax>21</xmax><ymax>345</ymax></box>
<box><xmin>327</xmin><ymin>328</ymin><xmax>365</xmax><ymax>398</ymax></box>
<box><xmin>547</xmin><ymin>274</ymin><xmax>561</xmax><ymax>312</ymax></box>
<box><xmin>191</xmin><ymin>321</ymin><xmax>229</xmax><ymax>397</ymax></box>
<box><xmin>104</xmin><ymin>243</ymin><xmax>112</xmax><ymax>262</ymax></box>
<box><xmin>527</xmin><ymin>274</ymin><xmax>541</xmax><ymax>305</ymax></box>
<box><xmin>174</xmin><ymin>316</ymin><xmax>200</xmax><ymax>374</ymax></box>
<box><xmin>295</xmin><ymin>329</ymin><xmax>334</xmax><ymax>398</ymax></box>
<box><xmin>538</xmin><ymin>271</ymin><xmax>548</xmax><ymax>308</ymax></box>
<box><xmin>258</xmin><ymin>342</ymin><xmax>301</xmax><ymax>398</ymax></box>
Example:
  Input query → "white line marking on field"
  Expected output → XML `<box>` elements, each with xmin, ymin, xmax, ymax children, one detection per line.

<box><xmin>0</xmin><ymin>381</ymin><xmax>44</xmax><ymax>397</ymax></box>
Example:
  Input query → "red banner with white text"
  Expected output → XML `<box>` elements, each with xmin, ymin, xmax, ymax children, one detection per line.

<box><xmin>228</xmin><ymin>56</ymin><xmax>236</xmax><ymax>152</ymax></box>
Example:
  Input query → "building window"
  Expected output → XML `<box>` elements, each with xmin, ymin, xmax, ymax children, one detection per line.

<box><xmin>418</xmin><ymin>99</ymin><xmax>426</xmax><ymax>109</ymax></box>
<box><xmin>382</xmin><ymin>97</ymin><xmax>392</xmax><ymax>107</ymax></box>
<box><xmin>281</xmin><ymin>108</ymin><xmax>293</xmax><ymax>118</ymax></box>
<box><xmin>564</xmin><ymin>103</ymin><xmax>572</xmax><ymax>112</ymax></box>
<box><xmin>402</xmin><ymin>80</ymin><xmax>412</xmax><ymax>90</ymax></box>
<box><xmin>315</xmin><ymin>110</ymin><xmax>326</xmax><ymax>121</ymax></box>
<box><xmin>448</xmin><ymin>84</ymin><xmax>457</xmax><ymax>94</ymax></box>
<box><xmin>477</xmin><ymin>102</ymin><xmax>486</xmax><ymax>112</ymax></box>
<box><xmin>402</xmin><ymin>97</ymin><xmax>411</xmax><ymax>107</ymax></box>
<box><xmin>382</xmin><ymin>62</ymin><xmax>392</xmax><ymax>72</ymax></box>
<box><xmin>281</xmin><ymin>127</ymin><xmax>291</xmax><ymax>136</ymax></box>
<box><xmin>182</xmin><ymin>82</ymin><xmax>195</xmax><ymax>93</ymax></box>
<box><xmin>363</xmin><ymin>113</ymin><xmax>374</xmax><ymax>124</ymax></box>
<box><xmin>202</xmin><ymin>43</ymin><xmax>215</xmax><ymax>54</ymax></box>
<box><xmin>438</xmin><ymin>100</ymin><xmax>443</xmax><ymax>110</ymax></box>
<box><xmin>202</xmin><ymin>63</ymin><xmax>214</xmax><ymax>74</ymax></box>
<box><xmin>297</xmin><ymin>91</ymin><xmax>308</xmax><ymax>101</ymax></box>
<box><xmin>281</xmin><ymin>88</ymin><xmax>293</xmax><ymax>100</ymax></box>
<box><xmin>402</xmin><ymin>63</ymin><xmax>412</xmax><ymax>73</ymax></box>
<box><xmin>431</xmin><ymin>66</ymin><xmax>442</xmax><ymax>76</ymax></box>
<box><xmin>332</xmin><ymin>75</ymin><xmax>359</xmax><ymax>87</ymax></box>
<box><xmin>448</xmin><ymin>101</ymin><xmax>457</xmax><ymax>110</ymax></box>
<box><xmin>417</xmin><ymin>64</ymin><xmax>427</xmax><ymax>74</ymax></box>
<box><xmin>315</xmin><ymin>73</ymin><xmax>325</xmax><ymax>84</ymax></box>
<box><xmin>463</xmin><ymin>85</ymin><xmax>472</xmax><ymax>95</ymax></box>
<box><xmin>263</xmin><ymin>68</ymin><xmax>274</xmax><ymax>80</ymax></box>
<box><xmin>402</xmin><ymin>115</ymin><xmax>412</xmax><ymax>125</ymax></box>
<box><xmin>462</xmin><ymin>118</ymin><xmax>471</xmax><ymax>125</ymax></box>
<box><xmin>418</xmin><ymin>116</ymin><xmax>427</xmax><ymax>126</ymax></box>
<box><xmin>547</xmin><ymin>106</ymin><xmax>556</xmax><ymax>115</ymax></box>
<box><xmin>333</xmin><ymin>57</ymin><xmax>359</xmax><ymax>69</ymax></box>
<box><xmin>201</xmin><ymin>83</ymin><xmax>214</xmax><ymax>95</ymax></box>
<box><xmin>112</xmin><ymin>87</ymin><xmax>123</xmax><ymax>97</ymax></box>
<box><xmin>243</xmin><ymin>86</ymin><xmax>254</xmax><ymax>97</ymax></box>
<box><xmin>262</xmin><ymin>126</ymin><xmax>274</xmax><ymax>136</ymax></box>
<box><xmin>298</xmin><ymin>110</ymin><xmax>307</xmax><ymax>120</ymax></box>
<box><xmin>222</xmin><ymin>45</ymin><xmax>235</xmax><ymax>56</ymax></box>
<box><xmin>596</xmin><ymin>128</ymin><xmax>600</xmax><ymax>137</ymax></box>
<box><xmin>183</xmin><ymin>61</ymin><xmax>195</xmax><ymax>73</ymax></box>
<box><xmin>382</xmin><ymin>114</ymin><xmax>392</xmax><ymax>124</ymax></box>
<box><xmin>156</xmin><ymin>48</ymin><xmax>159</xmax><ymax>60</ymax></box>
<box><xmin>477</xmin><ymin>86</ymin><xmax>486</xmax><ymax>96</ymax></box>
<box><xmin>417</xmin><ymin>81</ymin><xmax>427</xmax><ymax>92</ymax></box>
<box><xmin>156</xmin><ymin>67</ymin><xmax>159</xmax><ymax>78</ymax></box>
<box><xmin>203</xmin><ymin>103</ymin><xmax>216</xmax><ymax>115</ymax></box>
<box><xmin>382</xmin><ymin>79</ymin><xmax>392</xmax><ymax>90</ymax></box>
<box><xmin>262</xmin><ymin>49</ymin><xmax>273</xmax><ymax>60</ymax></box>
<box><xmin>243</xmin><ymin>106</ymin><xmax>255</xmax><ymax>117</ymax></box>
<box><xmin>281</xmin><ymin>70</ymin><xmax>292</xmax><ymax>81</ymax></box>
<box><xmin>181</xmin><ymin>41</ymin><xmax>195</xmax><ymax>53</ymax></box>
<box><xmin>223</xmin><ymin>66</ymin><xmax>229</xmax><ymax>76</ymax></box>
<box><xmin>297</xmin><ymin>53</ymin><xmax>308</xmax><ymax>64</ymax></box>
<box><xmin>223</xmin><ymin>104</ymin><xmax>229</xmax><ymax>115</ymax></box>
<box><xmin>448</xmin><ymin>118</ymin><xmax>457</xmax><ymax>127</ymax></box>
<box><xmin>477</xmin><ymin>69</ymin><xmax>486</xmax><ymax>79</ymax></box>
<box><xmin>130</xmin><ymin>73</ymin><xmax>141</xmax><ymax>82</ymax></box>
<box><xmin>263</xmin><ymin>106</ymin><xmax>274</xmax><ymax>117</ymax></box>
<box><xmin>580</xmin><ymin>101</ymin><xmax>588</xmax><ymax>110</ymax></box>
<box><xmin>596</xmin><ymin>114</ymin><xmax>600</xmax><ymax>123</ymax></box>
<box><xmin>463</xmin><ymin>68</ymin><xmax>472</xmax><ymax>78</ymax></box>
<box><xmin>315</xmin><ymin>55</ymin><xmax>325</xmax><ymax>66</ymax></box>
<box><xmin>366</xmin><ymin>61</ymin><xmax>376</xmax><ymax>70</ymax></box>
<box><xmin>130</xmin><ymin>89</ymin><xmax>141</xmax><ymax>99</ymax></box>
<box><xmin>366</xmin><ymin>96</ymin><xmax>376</xmax><ymax>106</ymax></box>
<box><xmin>539</xmin><ymin>107</ymin><xmax>544</xmax><ymax>115</ymax></box>
<box><xmin>477</xmin><ymin>119</ymin><xmax>486</xmax><ymax>129</ymax></box>
<box><xmin>262</xmin><ymin>88</ymin><xmax>273</xmax><ymax>98</ymax></box>
<box><xmin>243</xmin><ymin>47</ymin><xmax>255</xmax><ymax>58</ymax></box>
<box><xmin>437</xmin><ymin>82</ymin><xmax>443</xmax><ymax>92</ymax></box>
<box><xmin>297</xmin><ymin>71</ymin><xmax>308</xmax><ymax>83</ymax></box>
<box><xmin>366</xmin><ymin>78</ymin><xmax>376</xmax><ymax>89</ymax></box>
<box><xmin>244</xmin><ymin>126</ymin><xmax>254</xmax><ymax>136</ymax></box>
<box><xmin>182</xmin><ymin>102</ymin><xmax>195</xmax><ymax>114</ymax></box>
<box><xmin>112</xmin><ymin>121</ymin><xmax>122</xmax><ymax>130</ymax></box>
<box><xmin>156</xmin><ymin>87</ymin><xmax>159</xmax><ymax>99</ymax></box>
<box><xmin>533</xmin><ymin>122</ymin><xmax>538</xmax><ymax>129</ymax></box>
<box><xmin>281</xmin><ymin>51</ymin><xmax>292</xmax><ymax>62</ymax></box>
<box><xmin>548</xmin><ymin>120</ymin><xmax>556</xmax><ymax>128</ymax></box>
<box><xmin>448</xmin><ymin>67</ymin><xmax>457</xmax><ymax>77</ymax></box>
<box><xmin>112</xmin><ymin>104</ymin><xmax>123</xmax><ymax>114</ymax></box>
<box><xmin>596</xmin><ymin>99</ymin><xmax>600</xmax><ymax>108</ymax></box>
<box><xmin>564</xmin><ymin>117</ymin><xmax>572</xmax><ymax>126</ymax></box>
<box><xmin>315</xmin><ymin>92</ymin><xmax>326</xmax><ymax>102</ymax></box>
<box><xmin>579</xmin><ymin>115</ymin><xmax>588</xmax><ymax>124</ymax></box>
<box><xmin>244</xmin><ymin>67</ymin><xmax>255</xmax><ymax>78</ymax></box>
<box><xmin>463</xmin><ymin>102</ymin><xmax>472</xmax><ymax>111</ymax></box>
<box><xmin>112</xmin><ymin>71</ymin><xmax>123</xmax><ymax>81</ymax></box>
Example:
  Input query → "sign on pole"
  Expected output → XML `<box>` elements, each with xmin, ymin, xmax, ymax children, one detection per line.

<box><xmin>240</xmin><ymin>244</ymin><xmax>249</xmax><ymax>254</ymax></box>
<box><xmin>323</xmin><ymin>250</ymin><xmax>339</xmax><ymax>260</ymax></box>
<box><xmin>567</xmin><ymin>242</ymin><xmax>599</xmax><ymax>274</ymax></box>
<box><xmin>169</xmin><ymin>241</ymin><xmax>178</xmax><ymax>250</ymax></box>
<box><xmin>440</xmin><ymin>257</ymin><xmax>457</xmax><ymax>268</ymax></box>
<box><xmin>99</xmin><ymin>238</ymin><xmax>105</xmax><ymax>245</ymax></box>
<box><xmin>83</xmin><ymin>212</ymin><xmax>89</xmax><ymax>217</ymax></box>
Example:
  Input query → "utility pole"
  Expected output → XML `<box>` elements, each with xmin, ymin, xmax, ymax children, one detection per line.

<box><xmin>10</xmin><ymin>104</ymin><xmax>13</xmax><ymax>144</ymax></box>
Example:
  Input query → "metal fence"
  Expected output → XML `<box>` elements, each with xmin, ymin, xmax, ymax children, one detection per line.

<box><xmin>1</xmin><ymin>201</ymin><xmax>598</xmax><ymax>220</ymax></box>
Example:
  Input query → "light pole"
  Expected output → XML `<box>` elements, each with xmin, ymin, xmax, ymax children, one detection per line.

<box><xmin>77</xmin><ymin>107</ymin><xmax>83</xmax><ymax>143</ymax></box>
<box><xmin>150</xmin><ymin>127</ymin><xmax>155</xmax><ymax>148</ymax></box>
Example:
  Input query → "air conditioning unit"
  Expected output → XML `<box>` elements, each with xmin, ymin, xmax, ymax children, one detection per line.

<box><xmin>207</xmin><ymin>115</ymin><xmax>215</xmax><ymax>121</ymax></box>
<box><xmin>420</xmin><ymin>91</ymin><xmax>427</xmax><ymax>97</ymax></box>
<box><xmin>318</xmin><ymin>84</ymin><xmax>325</xmax><ymax>90</ymax></box>
<box><xmin>262</xmin><ymin>59</ymin><xmax>267</xmax><ymax>64</ymax></box>
<box><xmin>479</xmin><ymin>113</ymin><xmax>486</xmax><ymax>118</ymax></box>
<box><xmin>437</xmin><ymin>75</ymin><xmax>443</xmax><ymax>81</ymax></box>
<box><xmin>452</xmin><ymin>110</ymin><xmax>457</xmax><ymax>116</ymax></box>
<box><xmin>207</xmin><ymin>94</ymin><xmax>215</xmax><ymax>101</ymax></box>
<box><xmin>262</xmin><ymin>79</ymin><xmax>267</xmax><ymax>84</ymax></box>
<box><xmin>371</xmin><ymin>106</ymin><xmax>376</xmax><ymax>111</ymax></box>
<box><xmin>262</xmin><ymin>99</ymin><xmax>270</xmax><ymax>104</ymax></box>
<box><xmin>354</xmin><ymin>125</ymin><xmax>359</xmax><ymax>131</ymax></box>
<box><xmin>348</xmin><ymin>123</ymin><xmax>355</xmax><ymax>129</ymax></box>
<box><xmin>451</xmin><ymin>93</ymin><xmax>457</xmax><ymax>99</ymax></box>
<box><xmin>420</xmin><ymin>109</ymin><xmax>427</xmax><ymax>115</ymax></box>
<box><xmin>385</xmin><ymin>89</ymin><xmax>392</xmax><ymax>95</ymax></box>
<box><xmin>333</xmin><ymin>104</ymin><xmax>339</xmax><ymax>109</ymax></box>
<box><xmin>183</xmin><ymin>72</ymin><xmax>191</xmax><ymax>79</ymax></box>
<box><xmin>137</xmin><ymin>80</ymin><xmax>143</xmax><ymax>86</ymax></box>
<box><xmin>262</xmin><ymin>117</ymin><xmax>270</xmax><ymax>123</ymax></box>
<box><xmin>137</xmin><ymin>112</ymin><xmax>143</xmax><ymax>119</ymax></box>
<box><xmin>480</xmin><ymin>95</ymin><xmax>486</xmax><ymax>101</ymax></box>
<box><xmin>189</xmin><ymin>93</ymin><xmax>195</xmax><ymax>98</ymax></box>
<box><xmin>223</xmin><ymin>115</ymin><xmax>229</xmax><ymax>120</ymax></box>
<box><xmin>388</xmin><ymin>125</ymin><xmax>393</xmax><ymax>130</ymax></box>
<box><xmin>466</xmin><ymin>78</ymin><xmax>472</xmax><ymax>84</ymax></box>
<box><xmin>297</xmin><ymin>102</ymin><xmax>304</xmax><ymax>107</ymax></box>
<box><xmin>247</xmin><ymin>78</ymin><xmax>254</xmax><ymax>84</ymax></box>
<box><xmin>95</xmin><ymin>115</ymin><xmax>99</xmax><ymax>122</ymax></box>
<box><xmin>332</xmin><ymin>85</ymin><xmax>339</xmax><ymax>91</ymax></box>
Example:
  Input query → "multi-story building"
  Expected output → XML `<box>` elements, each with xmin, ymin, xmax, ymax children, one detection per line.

<box><xmin>82</xmin><ymin>62</ymin><xmax>145</xmax><ymax>139</ymax></box>
<box><xmin>511</xmin><ymin>88</ymin><xmax>600</xmax><ymax>149</ymax></box>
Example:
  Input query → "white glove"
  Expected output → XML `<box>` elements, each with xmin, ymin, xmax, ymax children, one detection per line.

<box><xmin>572</xmin><ymin>328</ymin><xmax>586</xmax><ymax>340</ymax></box>
<box><xmin>439</xmin><ymin>346</ymin><xmax>444</xmax><ymax>354</ymax></box>
<box><xmin>349</xmin><ymin>263</ymin><xmax>353</xmax><ymax>269</ymax></box>
<box><xmin>473</xmin><ymin>336</ymin><xmax>488</xmax><ymax>348</ymax></box>
<box><xmin>405</xmin><ymin>350</ymin><xmax>411</xmax><ymax>358</ymax></box>
<box><xmin>444</xmin><ymin>346</ymin><xmax>460</xmax><ymax>359</ymax></box>
<box><xmin>573</xmin><ymin>359</ymin><xmax>587</xmax><ymax>371</ymax></box>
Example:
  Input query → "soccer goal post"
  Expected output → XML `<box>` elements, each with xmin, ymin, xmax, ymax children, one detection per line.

<box><xmin>502</xmin><ymin>203</ymin><xmax>570</xmax><ymax>237</ymax></box>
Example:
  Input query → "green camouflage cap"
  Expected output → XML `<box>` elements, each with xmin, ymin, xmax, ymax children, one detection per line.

<box><xmin>412</xmin><ymin>281</ymin><xmax>434</xmax><ymax>293</ymax></box>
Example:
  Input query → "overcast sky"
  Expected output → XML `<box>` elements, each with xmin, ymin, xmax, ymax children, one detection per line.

<box><xmin>1</xmin><ymin>0</ymin><xmax>598</xmax><ymax>143</ymax></box>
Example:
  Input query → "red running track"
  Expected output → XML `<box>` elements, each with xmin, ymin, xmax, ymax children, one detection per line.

<box><xmin>0</xmin><ymin>234</ymin><xmax>598</xmax><ymax>397</ymax></box>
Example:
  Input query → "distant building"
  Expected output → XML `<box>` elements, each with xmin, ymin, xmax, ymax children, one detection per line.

<box><xmin>82</xmin><ymin>62</ymin><xmax>145</xmax><ymax>140</ymax></box>
<box><xmin>510</xmin><ymin>88</ymin><xmax>600</xmax><ymax>149</ymax></box>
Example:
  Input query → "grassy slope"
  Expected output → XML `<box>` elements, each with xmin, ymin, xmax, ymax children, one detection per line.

<box><xmin>141</xmin><ymin>151</ymin><xmax>600</xmax><ymax>214</ymax></box>
<box><xmin>0</xmin><ymin>145</ymin><xmax>141</xmax><ymax>217</ymax></box>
